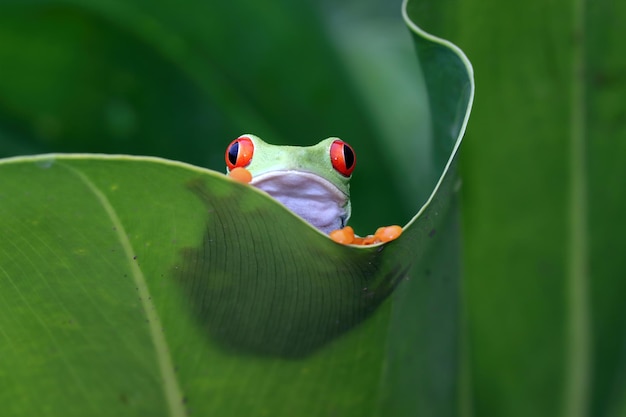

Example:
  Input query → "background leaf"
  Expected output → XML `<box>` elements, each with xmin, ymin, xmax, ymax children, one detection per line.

<box><xmin>432</xmin><ymin>0</ymin><xmax>626</xmax><ymax>416</ymax></box>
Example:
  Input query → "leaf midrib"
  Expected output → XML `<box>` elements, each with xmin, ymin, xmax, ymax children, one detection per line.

<box><xmin>62</xmin><ymin>162</ymin><xmax>186</xmax><ymax>417</ymax></box>
<box><xmin>565</xmin><ymin>0</ymin><xmax>591</xmax><ymax>415</ymax></box>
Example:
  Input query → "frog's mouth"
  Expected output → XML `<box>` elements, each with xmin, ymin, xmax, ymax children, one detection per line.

<box><xmin>250</xmin><ymin>170</ymin><xmax>349</xmax><ymax>234</ymax></box>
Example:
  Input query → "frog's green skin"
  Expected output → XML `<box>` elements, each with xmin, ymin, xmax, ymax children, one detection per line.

<box><xmin>227</xmin><ymin>134</ymin><xmax>351</xmax><ymax>234</ymax></box>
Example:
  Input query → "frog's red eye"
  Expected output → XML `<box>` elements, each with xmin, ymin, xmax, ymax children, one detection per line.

<box><xmin>225</xmin><ymin>135</ymin><xmax>254</xmax><ymax>170</ymax></box>
<box><xmin>330</xmin><ymin>140</ymin><xmax>356</xmax><ymax>177</ymax></box>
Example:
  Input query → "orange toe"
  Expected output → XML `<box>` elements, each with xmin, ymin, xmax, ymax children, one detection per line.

<box><xmin>374</xmin><ymin>225</ymin><xmax>403</xmax><ymax>242</ymax></box>
<box><xmin>228</xmin><ymin>167</ymin><xmax>252</xmax><ymax>183</ymax></box>
<box><xmin>329</xmin><ymin>226</ymin><xmax>355</xmax><ymax>244</ymax></box>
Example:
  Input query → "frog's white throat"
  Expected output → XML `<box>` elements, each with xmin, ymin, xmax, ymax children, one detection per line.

<box><xmin>250</xmin><ymin>170</ymin><xmax>349</xmax><ymax>234</ymax></box>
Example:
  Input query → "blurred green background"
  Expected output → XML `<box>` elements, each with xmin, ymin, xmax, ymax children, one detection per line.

<box><xmin>0</xmin><ymin>0</ymin><xmax>433</xmax><ymax>234</ymax></box>
<box><xmin>1</xmin><ymin>0</ymin><xmax>624</xmax><ymax>416</ymax></box>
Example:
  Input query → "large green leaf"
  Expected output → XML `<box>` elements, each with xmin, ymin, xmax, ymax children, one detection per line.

<box><xmin>445</xmin><ymin>0</ymin><xmax>626</xmax><ymax>416</ymax></box>
<box><xmin>0</xmin><ymin>0</ymin><xmax>473</xmax><ymax>416</ymax></box>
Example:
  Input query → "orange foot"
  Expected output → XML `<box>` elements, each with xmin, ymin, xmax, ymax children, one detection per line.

<box><xmin>329</xmin><ymin>225</ymin><xmax>402</xmax><ymax>246</ymax></box>
<box><xmin>228</xmin><ymin>167</ymin><xmax>253</xmax><ymax>183</ymax></box>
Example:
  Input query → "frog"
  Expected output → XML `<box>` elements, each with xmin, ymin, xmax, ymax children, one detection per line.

<box><xmin>225</xmin><ymin>134</ymin><xmax>401</xmax><ymax>245</ymax></box>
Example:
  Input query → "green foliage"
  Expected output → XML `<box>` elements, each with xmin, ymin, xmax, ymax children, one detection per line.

<box><xmin>443</xmin><ymin>0</ymin><xmax>626</xmax><ymax>416</ymax></box>
<box><xmin>3</xmin><ymin>0</ymin><xmax>622</xmax><ymax>416</ymax></box>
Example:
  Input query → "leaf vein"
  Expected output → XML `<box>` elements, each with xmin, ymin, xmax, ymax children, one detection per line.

<box><xmin>61</xmin><ymin>163</ymin><xmax>186</xmax><ymax>417</ymax></box>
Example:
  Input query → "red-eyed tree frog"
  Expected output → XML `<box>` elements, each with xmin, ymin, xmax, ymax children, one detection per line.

<box><xmin>225</xmin><ymin>134</ymin><xmax>401</xmax><ymax>245</ymax></box>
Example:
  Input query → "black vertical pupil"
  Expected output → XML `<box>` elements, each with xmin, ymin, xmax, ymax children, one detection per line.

<box><xmin>228</xmin><ymin>141</ymin><xmax>240</xmax><ymax>165</ymax></box>
<box><xmin>343</xmin><ymin>145</ymin><xmax>355</xmax><ymax>169</ymax></box>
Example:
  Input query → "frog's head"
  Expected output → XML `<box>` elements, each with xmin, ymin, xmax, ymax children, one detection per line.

<box><xmin>225</xmin><ymin>134</ymin><xmax>356</xmax><ymax>234</ymax></box>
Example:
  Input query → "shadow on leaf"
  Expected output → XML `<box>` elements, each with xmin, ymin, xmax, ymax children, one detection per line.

<box><xmin>174</xmin><ymin>178</ymin><xmax>410</xmax><ymax>358</ymax></box>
